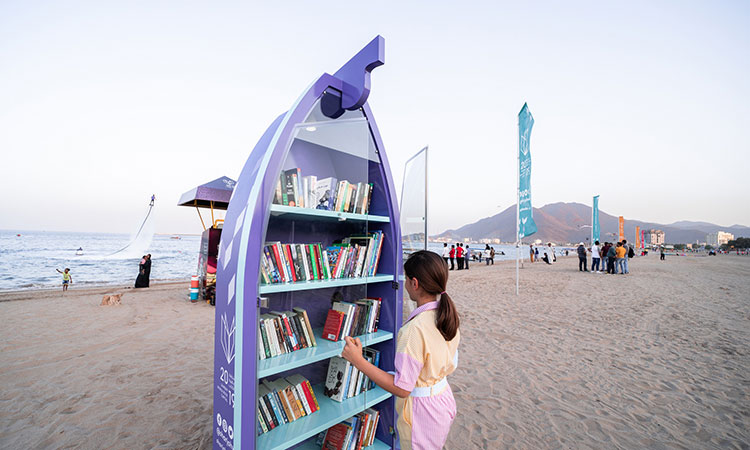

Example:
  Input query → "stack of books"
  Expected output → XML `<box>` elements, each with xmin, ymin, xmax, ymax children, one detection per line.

<box><xmin>260</xmin><ymin>232</ymin><xmax>384</xmax><ymax>285</ymax></box>
<box><xmin>273</xmin><ymin>169</ymin><xmax>374</xmax><ymax>215</ymax></box>
<box><xmin>322</xmin><ymin>298</ymin><xmax>382</xmax><ymax>342</ymax></box>
<box><xmin>323</xmin><ymin>349</ymin><xmax>380</xmax><ymax>403</ymax></box>
<box><xmin>257</xmin><ymin>375</ymin><xmax>320</xmax><ymax>435</ymax></box>
<box><xmin>318</xmin><ymin>409</ymin><xmax>381</xmax><ymax>450</ymax></box>
<box><xmin>258</xmin><ymin>308</ymin><xmax>317</xmax><ymax>360</ymax></box>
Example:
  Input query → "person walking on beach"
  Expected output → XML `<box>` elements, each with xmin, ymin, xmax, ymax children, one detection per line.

<box><xmin>489</xmin><ymin>247</ymin><xmax>495</xmax><ymax>264</ymax></box>
<box><xmin>464</xmin><ymin>245</ymin><xmax>470</xmax><ymax>270</ymax></box>
<box><xmin>577</xmin><ymin>242</ymin><xmax>588</xmax><ymax>272</ymax></box>
<box><xmin>56</xmin><ymin>268</ymin><xmax>72</xmax><ymax>292</ymax></box>
<box><xmin>529</xmin><ymin>244</ymin><xmax>535</xmax><ymax>263</ymax></box>
<box><xmin>135</xmin><ymin>254</ymin><xmax>152</xmax><ymax>288</ymax></box>
<box><xmin>660</xmin><ymin>246</ymin><xmax>665</xmax><ymax>261</ymax></box>
<box><xmin>591</xmin><ymin>240</ymin><xmax>601</xmax><ymax>273</ymax></box>
<box><xmin>341</xmin><ymin>250</ymin><xmax>460</xmax><ymax>450</ymax></box>
<box><xmin>621</xmin><ymin>240</ymin><xmax>631</xmax><ymax>274</ymax></box>
<box><xmin>483</xmin><ymin>245</ymin><xmax>491</xmax><ymax>265</ymax></box>
<box><xmin>442</xmin><ymin>243</ymin><xmax>450</xmax><ymax>266</ymax></box>
<box><xmin>448</xmin><ymin>245</ymin><xmax>455</xmax><ymax>270</ymax></box>
<box><xmin>456</xmin><ymin>244</ymin><xmax>464</xmax><ymax>270</ymax></box>
<box><xmin>535</xmin><ymin>247</ymin><xmax>539</xmax><ymax>261</ymax></box>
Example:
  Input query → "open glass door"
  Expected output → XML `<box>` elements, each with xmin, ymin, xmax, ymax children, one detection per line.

<box><xmin>400</xmin><ymin>146</ymin><xmax>428</xmax><ymax>254</ymax></box>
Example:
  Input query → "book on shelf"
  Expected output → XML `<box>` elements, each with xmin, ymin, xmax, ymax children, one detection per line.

<box><xmin>322</xmin><ymin>298</ymin><xmax>382</xmax><ymax>342</ymax></box>
<box><xmin>270</xmin><ymin>166</ymin><xmax>374</xmax><ymax>215</ymax></box>
<box><xmin>258</xmin><ymin>310</ymin><xmax>316</xmax><ymax>361</ymax></box>
<box><xmin>323</xmin><ymin>348</ymin><xmax>380</xmax><ymax>403</ymax></box>
<box><xmin>257</xmin><ymin>375</ymin><xmax>320</xmax><ymax>435</ymax></box>
<box><xmin>319</xmin><ymin>408</ymin><xmax>381</xmax><ymax>450</ymax></box>
<box><xmin>260</xmin><ymin>232</ymin><xmax>384</xmax><ymax>286</ymax></box>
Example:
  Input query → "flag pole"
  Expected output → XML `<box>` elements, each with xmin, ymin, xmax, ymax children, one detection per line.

<box><xmin>516</xmin><ymin>114</ymin><xmax>520</xmax><ymax>296</ymax></box>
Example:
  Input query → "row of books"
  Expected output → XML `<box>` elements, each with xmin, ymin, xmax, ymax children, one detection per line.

<box><xmin>260</xmin><ymin>232</ymin><xmax>384</xmax><ymax>285</ymax></box>
<box><xmin>273</xmin><ymin>169</ymin><xmax>375</xmax><ymax>215</ymax></box>
<box><xmin>257</xmin><ymin>375</ymin><xmax>320</xmax><ymax>435</ymax></box>
<box><xmin>258</xmin><ymin>308</ymin><xmax>317</xmax><ymax>360</ymax></box>
<box><xmin>318</xmin><ymin>409</ymin><xmax>382</xmax><ymax>450</ymax></box>
<box><xmin>323</xmin><ymin>350</ymin><xmax>380</xmax><ymax>403</ymax></box>
<box><xmin>322</xmin><ymin>298</ymin><xmax>382</xmax><ymax>342</ymax></box>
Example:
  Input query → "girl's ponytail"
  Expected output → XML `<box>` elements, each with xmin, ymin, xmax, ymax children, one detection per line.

<box><xmin>403</xmin><ymin>250</ymin><xmax>460</xmax><ymax>341</ymax></box>
<box><xmin>436</xmin><ymin>292</ymin><xmax>459</xmax><ymax>341</ymax></box>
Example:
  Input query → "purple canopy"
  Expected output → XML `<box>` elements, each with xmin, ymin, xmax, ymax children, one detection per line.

<box><xmin>177</xmin><ymin>176</ymin><xmax>236</xmax><ymax>210</ymax></box>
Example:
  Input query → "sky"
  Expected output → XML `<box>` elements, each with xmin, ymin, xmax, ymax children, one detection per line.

<box><xmin>1</xmin><ymin>1</ymin><xmax>748</xmax><ymax>235</ymax></box>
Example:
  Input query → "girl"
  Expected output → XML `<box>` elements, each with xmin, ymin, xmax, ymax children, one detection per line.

<box><xmin>341</xmin><ymin>250</ymin><xmax>460</xmax><ymax>450</ymax></box>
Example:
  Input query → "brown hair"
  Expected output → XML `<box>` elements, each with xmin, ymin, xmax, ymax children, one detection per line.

<box><xmin>403</xmin><ymin>250</ymin><xmax>460</xmax><ymax>341</ymax></box>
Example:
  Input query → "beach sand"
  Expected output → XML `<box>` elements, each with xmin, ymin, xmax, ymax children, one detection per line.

<box><xmin>1</xmin><ymin>255</ymin><xmax>749</xmax><ymax>449</ymax></box>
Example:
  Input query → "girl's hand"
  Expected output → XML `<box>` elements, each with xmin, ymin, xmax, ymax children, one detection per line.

<box><xmin>340</xmin><ymin>336</ymin><xmax>363</xmax><ymax>365</ymax></box>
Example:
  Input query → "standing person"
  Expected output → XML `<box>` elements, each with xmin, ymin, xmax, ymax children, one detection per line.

<box><xmin>547</xmin><ymin>243</ymin><xmax>556</xmax><ymax>263</ymax></box>
<box><xmin>591</xmin><ymin>240</ymin><xmax>601</xmax><ymax>273</ymax></box>
<box><xmin>55</xmin><ymin>268</ymin><xmax>72</xmax><ymax>292</ymax></box>
<box><xmin>484</xmin><ymin>245</ymin><xmax>491</xmax><ymax>265</ymax></box>
<box><xmin>464</xmin><ymin>245</ymin><xmax>470</xmax><ymax>270</ymax></box>
<box><xmin>489</xmin><ymin>247</ymin><xmax>495</xmax><ymax>264</ymax></box>
<box><xmin>535</xmin><ymin>247</ymin><xmax>539</xmax><ymax>261</ymax></box>
<box><xmin>529</xmin><ymin>244</ymin><xmax>535</xmax><ymax>263</ymax></box>
<box><xmin>441</xmin><ymin>243</ymin><xmax>450</xmax><ymax>266</ymax></box>
<box><xmin>135</xmin><ymin>254</ymin><xmax>152</xmax><ymax>288</ymax></box>
<box><xmin>660</xmin><ymin>246</ymin><xmax>665</xmax><ymax>261</ymax></box>
<box><xmin>448</xmin><ymin>245</ymin><xmax>455</xmax><ymax>270</ymax></box>
<box><xmin>456</xmin><ymin>244</ymin><xmax>464</xmax><ymax>270</ymax></box>
<box><xmin>604</xmin><ymin>243</ymin><xmax>615</xmax><ymax>273</ymax></box>
<box><xmin>615</xmin><ymin>242</ymin><xmax>627</xmax><ymax>274</ymax></box>
<box><xmin>341</xmin><ymin>250</ymin><xmax>460</xmax><ymax>450</ymax></box>
<box><xmin>621</xmin><ymin>240</ymin><xmax>630</xmax><ymax>274</ymax></box>
<box><xmin>577</xmin><ymin>242</ymin><xmax>588</xmax><ymax>272</ymax></box>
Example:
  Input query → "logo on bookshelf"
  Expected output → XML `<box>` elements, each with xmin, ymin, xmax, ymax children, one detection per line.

<box><xmin>221</xmin><ymin>313</ymin><xmax>236</xmax><ymax>364</ymax></box>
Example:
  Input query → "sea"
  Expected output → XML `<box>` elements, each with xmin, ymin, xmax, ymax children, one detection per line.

<box><xmin>1</xmin><ymin>230</ymin><xmax>200</xmax><ymax>291</ymax></box>
<box><xmin>1</xmin><ymin>230</ymin><xmax>570</xmax><ymax>292</ymax></box>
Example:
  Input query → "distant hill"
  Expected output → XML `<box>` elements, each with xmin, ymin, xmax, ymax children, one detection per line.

<box><xmin>436</xmin><ymin>202</ymin><xmax>750</xmax><ymax>244</ymax></box>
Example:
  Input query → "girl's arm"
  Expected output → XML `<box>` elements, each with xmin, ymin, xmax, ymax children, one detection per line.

<box><xmin>56</xmin><ymin>269</ymin><xmax>62</xmax><ymax>273</ymax></box>
<box><xmin>341</xmin><ymin>336</ymin><xmax>411</xmax><ymax>399</ymax></box>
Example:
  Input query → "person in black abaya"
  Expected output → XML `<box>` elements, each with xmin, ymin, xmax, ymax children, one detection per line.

<box><xmin>135</xmin><ymin>254</ymin><xmax>152</xmax><ymax>288</ymax></box>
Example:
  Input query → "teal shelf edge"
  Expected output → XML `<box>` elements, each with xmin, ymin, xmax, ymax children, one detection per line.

<box><xmin>270</xmin><ymin>204</ymin><xmax>390</xmax><ymax>223</ymax></box>
<box><xmin>259</xmin><ymin>274</ymin><xmax>394</xmax><ymax>294</ymax></box>
<box><xmin>257</xmin><ymin>384</ymin><xmax>392</xmax><ymax>450</ymax></box>
<box><xmin>258</xmin><ymin>329</ymin><xmax>394</xmax><ymax>378</ymax></box>
<box><xmin>295</xmin><ymin>436</ymin><xmax>391</xmax><ymax>450</ymax></box>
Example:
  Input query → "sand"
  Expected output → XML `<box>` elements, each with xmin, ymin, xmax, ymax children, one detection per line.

<box><xmin>1</xmin><ymin>255</ymin><xmax>749</xmax><ymax>449</ymax></box>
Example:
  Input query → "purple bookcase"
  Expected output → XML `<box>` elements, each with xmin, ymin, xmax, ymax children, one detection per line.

<box><xmin>212</xmin><ymin>36</ymin><xmax>403</xmax><ymax>450</ymax></box>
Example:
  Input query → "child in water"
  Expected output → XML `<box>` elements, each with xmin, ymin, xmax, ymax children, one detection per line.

<box><xmin>341</xmin><ymin>250</ymin><xmax>460</xmax><ymax>449</ymax></box>
<box><xmin>56</xmin><ymin>268</ymin><xmax>72</xmax><ymax>292</ymax></box>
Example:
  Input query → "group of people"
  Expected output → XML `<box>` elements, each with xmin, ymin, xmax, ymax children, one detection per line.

<box><xmin>441</xmin><ymin>243</ymin><xmax>501</xmax><ymax>270</ymax></box>
<box><xmin>579</xmin><ymin>240</ymin><xmax>634</xmax><ymax>274</ymax></box>
<box><xmin>529</xmin><ymin>243</ymin><xmax>557</xmax><ymax>264</ymax></box>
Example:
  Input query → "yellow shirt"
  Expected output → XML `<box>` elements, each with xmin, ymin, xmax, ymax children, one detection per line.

<box><xmin>616</xmin><ymin>246</ymin><xmax>627</xmax><ymax>258</ymax></box>
<box><xmin>62</xmin><ymin>272</ymin><xmax>71</xmax><ymax>281</ymax></box>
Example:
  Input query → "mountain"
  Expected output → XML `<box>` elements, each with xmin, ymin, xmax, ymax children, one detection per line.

<box><xmin>436</xmin><ymin>202</ymin><xmax>750</xmax><ymax>244</ymax></box>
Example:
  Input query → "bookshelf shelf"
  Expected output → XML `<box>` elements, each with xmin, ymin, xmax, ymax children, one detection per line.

<box><xmin>270</xmin><ymin>204</ymin><xmax>390</xmax><ymax>223</ymax></box>
<box><xmin>296</xmin><ymin>437</ymin><xmax>390</xmax><ymax>450</ymax></box>
<box><xmin>258</xmin><ymin>329</ymin><xmax>393</xmax><ymax>378</ymax></box>
<box><xmin>257</xmin><ymin>385</ymin><xmax>392</xmax><ymax>450</ymax></box>
<box><xmin>259</xmin><ymin>274</ymin><xmax>394</xmax><ymax>294</ymax></box>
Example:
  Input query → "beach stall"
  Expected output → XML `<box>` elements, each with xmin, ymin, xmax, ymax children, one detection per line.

<box><xmin>212</xmin><ymin>36</ymin><xmax>419</xmax><ymax>450</ymax></box>
<box><xmin>178</xmin><ymin>176</ymin><xmax>236</xmax><ymax>304</ymax></box>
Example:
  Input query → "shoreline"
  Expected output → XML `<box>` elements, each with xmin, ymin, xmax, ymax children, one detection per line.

<box><xmin>0</xmin><ymin>279</ymin><xmax>190</xmax><ymax>302</ymax></box>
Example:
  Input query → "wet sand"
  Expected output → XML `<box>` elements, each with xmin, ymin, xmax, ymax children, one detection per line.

<box><xmin>1</xmin><ymin>255</ymin><xmax>748</xmax><ymax>449</ymax></box>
